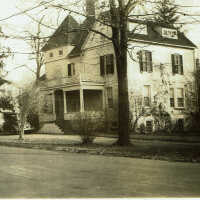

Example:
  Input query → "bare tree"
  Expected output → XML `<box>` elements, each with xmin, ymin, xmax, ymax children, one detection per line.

<box><xmin>14</xmin><ymin>17</ymin><xmax>45</xmax><ymax>140</ymax></box>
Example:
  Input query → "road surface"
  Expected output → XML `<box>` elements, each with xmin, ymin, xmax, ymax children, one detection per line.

<box><xmin>0</xmin><ymin>146</ymin><xmax>200</xmax><ymax>198</ymax></box>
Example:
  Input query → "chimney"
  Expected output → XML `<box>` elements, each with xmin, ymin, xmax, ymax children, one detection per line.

<box><xmin>86</xmin><ymin>0</ymin><xmax>95</xmax><ymax>17</ymax></box>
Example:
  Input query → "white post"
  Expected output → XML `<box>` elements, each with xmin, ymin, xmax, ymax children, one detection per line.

<box><xmin>102</xmin><ymin>89</ymin><xmax>105</xmax><ymax>110</ymax></box>
<box><xmin>63</xmin><ymin>90</ymin><xmax>67</xmax><ymax>113</ymax></box>
<box><xmin>52</xmin><ymin>91</ymin><xmax>55</xmax><ymax>114</ymax></box>
<box><xmin>80</xmin><ymin>88</ymin><xmax>84</xmax><ymax>112</ymax></box>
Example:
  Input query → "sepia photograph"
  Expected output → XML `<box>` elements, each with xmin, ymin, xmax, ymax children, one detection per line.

<box><xmin>0</xmin><ymin>0</ymin><xmax>200</xmax><ymax>198</ymax></box>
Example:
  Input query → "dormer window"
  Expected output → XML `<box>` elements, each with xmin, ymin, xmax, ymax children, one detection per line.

<box><xmin>49</xmin><ymin>52</ymin><xmax>53</xmax><ymax>58</ymax></box>
<box><xmin>162</xmin><ymin>28</ymin><xmax>178</xmax><ymax>39</ymax></box>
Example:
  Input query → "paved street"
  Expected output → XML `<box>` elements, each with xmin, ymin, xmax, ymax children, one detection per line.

<box><xmin>0</xmin><ymin>146</ymin><xmax>200</xmax><ymax>198</ymax></box>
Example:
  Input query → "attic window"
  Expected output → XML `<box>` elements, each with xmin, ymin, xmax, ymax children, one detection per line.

<box><xmin>49</xmin><ymin>52</ymin><xmax>53</xmax><ymax>58</ymax></box>
<box><xmin>59</xmin><ymin>50</ymin><xmax>63</xmax><ymax>55</ymax></box>
<box><xmin>162</xmin><ymin>28</ymin><xmax>178</xmax><ymax>39</ymax></box>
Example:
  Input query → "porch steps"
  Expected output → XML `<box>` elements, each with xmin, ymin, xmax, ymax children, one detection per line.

<box><xmin>38</xmin><ymin>122</ymin><xmax>64</xmax><ymax>134</ymax></box>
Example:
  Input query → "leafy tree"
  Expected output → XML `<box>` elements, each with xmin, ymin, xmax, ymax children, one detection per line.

<box><xmin>154</xmin><ymin>0</ymin><xmax>179</xmax><ymax>27</ymax></box>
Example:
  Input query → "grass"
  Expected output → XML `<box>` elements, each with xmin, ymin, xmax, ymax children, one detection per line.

<box><xmin>0</xmin><ymin>134</ymin><xmax>200</xmax><ymax>163</ymax></box>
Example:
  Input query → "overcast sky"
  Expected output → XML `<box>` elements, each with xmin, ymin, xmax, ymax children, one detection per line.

<box><xmin>0</xmin><ymin>0</ymin><xmax>200</xmax><ymax>84</ymax></box>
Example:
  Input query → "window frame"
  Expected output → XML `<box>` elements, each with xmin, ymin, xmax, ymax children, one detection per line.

<box><xmin>146</xmin><ymin>120</ymin><xmax>153</xmax><ymax>133</ymax></box>
<box><xmin>170</xmin><ymin>88</ymin><xmax>175</xmax><ymax>107</ymax></box>
<box><xmin>176</xmin><ymin>88</ymin><xmax>184</xmax><ymax>108</ymax></box>
<box><xmin>171</xmin><ymin>54</ymin><xmax>183</xmax><ymax>75</ymax></box>
<box><xmin>143</xmin><ymin>85</ymin><xmax>151</xmax><ymax>107</ymax></box>
<box><xmin>107</xmin><ymin>87</ymin><xmax>113</xmax><ymax>108</ymax></box>
<box><xmin>58</xmin><ymin>49</ymin><xmax>63</xmax><ymax>56</ymax></box>
<box><xmin>67</xmin><ymin>63</ymin><xmax>75</xmax><ymax>77</ymax></box>
<box><xmin>138</xmin><ymin>50</ymin><xmax>153</xmax><ymax>73</ymax></box>
<box><xmin>100</xmin><ymin>54</ymin><xmax>114</xmax><ymax>76</ymax></box>
<box><xmin>49</xmin><ymin>52</ymin><xmax>53</xmax><ymax>58</ymax></box>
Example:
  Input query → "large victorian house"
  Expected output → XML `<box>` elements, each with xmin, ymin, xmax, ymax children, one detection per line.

<box><xmin>39</xmin><ymin>1</ymin><xmax>197</xmax><ymax>134</ymax></box>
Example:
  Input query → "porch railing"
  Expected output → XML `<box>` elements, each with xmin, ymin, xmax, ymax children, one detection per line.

<box><xmin>44</xmin><ymin>73</ymin><xmax>105</xmax><ymax>88</ymax></box>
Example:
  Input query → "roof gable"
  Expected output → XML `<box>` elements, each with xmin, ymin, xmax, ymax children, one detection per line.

<box><xmin>42</xmin><ymin>15</ymin><xmax>79</xmax><ymax>51</ymax></box>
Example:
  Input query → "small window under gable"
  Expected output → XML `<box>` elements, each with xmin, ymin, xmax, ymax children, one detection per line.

<box><xmin>59</xmin><ymin>49</ymin><xmax>63</xmax><ymax>55</ymax></box>
<box><xmin>49</xmin><ymin>52</ymin><xmax>53</xmax><ymax>58</ymax></box>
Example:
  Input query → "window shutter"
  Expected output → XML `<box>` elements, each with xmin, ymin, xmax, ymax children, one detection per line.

<box><xmin>68</xmin><ymin>64</ymin><xmax>72</xmax><ymax>76</ymax></box>
<box><xmin>196</xmin><ymin>59</ymin><xmax>200</xmax><ymax>70</ymax></box>
<box><xmin>72</xmin><ymin>64</ymin><xmax>75</xmax><ymax>75</ymax></box>
<box><xmin>150</xmin><ymin>51</ymin><xmax>153</xmax><ymax>72</ymax></box>
<box><xmin>180</xmin><ymin>55</ymin><xmax>183</xmax><ymax>75</ymax></box>
<box><xmin>106</xmin><ymin>55</ymin><xmax>110</xmax><ymax>74</ymax></box>
<box><xmin>100</xmin><ymin>56</ymin><xmax>105</xmax><ymax>76</ymax></box>
<box><xmin>146</xmin><ymin>51</ymin><xmax>153</xmax><ymax>72</ymax></box>
<box><xmin>139</xmin><ymin>51</ymin><xmax>143</xmax><ymax>72</ymax></box>
<box><xmin>110</xmin><ymin>54</ymin><xmax>114</xmax><ymax>74</ymax></box>
<box><xmin>171</xmin><ymin>54</ymin><xmax>175</xmax><ymax>74</ymax></box>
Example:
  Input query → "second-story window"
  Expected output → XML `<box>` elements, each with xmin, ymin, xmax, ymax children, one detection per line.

<box><xmin>138</xmin><ymin>50</ymin><xmax>153</xmax><ymax>73</ymax></box>
<box><xmin>49</xmin><ymin>52</ymin><xmax>53</xmax><ymax>58</ymax></box>
<box><xmin>100</xmin><ymin>54</ymin><xmax>114</xmax><ymax>76</ymax></box>
<box><xmin>177</xmin><ymin>88</ymin><xmax>184</xmax><ymax>107</ymax></box>
<box><xmin>171</xmin><ymin>54</ymin><xmax>183</xmax><ymax>75</ymax></box>
<box><xmin>170</xmin><ymin>88</ymin><xmax>175</xmax><ymax>107</ymax></box>
<box><xmin>68</xmin><ymin>63</ymin><xmax>75</xmax><ymax>76</ymax></box>
<box><xmin>143</xmin><ymin>85</ymin><xmax>151</xmax><ymax>106</ymax></box>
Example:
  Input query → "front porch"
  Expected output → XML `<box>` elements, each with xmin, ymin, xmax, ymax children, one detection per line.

<box><xmin>50</xmin><ymin>86</ymin><xmax>105</xmax><ymax>125</ymax></box>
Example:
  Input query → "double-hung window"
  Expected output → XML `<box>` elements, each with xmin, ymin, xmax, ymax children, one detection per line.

<box><xmin>100</xmin><ymin>54</ymin><xmax>114</xmax><ymax>76</ymax></box>
<box><xmin>138</xmin><ymin>50</ymin><xmax>153</xmax><ymax>73</ymax></box>
<box><xmin>177</xmin><ymin>88</ymin><xmax>184</xmax><ymax>107</ymax></box>
<box><xmin>171</xmin><ymin>54</ymin><xmax>183</xmax><ymax>75</ymax></box>
<box><xmin>146</xmin><ymin>121</ymin><xmax>153</xmax><ymax>133</ymax></box>
<box><xmin>68</xmin><ymin>63</ymin><xmax>75</xmax><ymax>76</ymax></box>
<box><xmin>107</xmin><ymin>87</ymin><xmax>113</xmax><ymax>108</ymax></box>
<box><xmin>143</xmin><ymin>85</ymin><xmax>151</xmax><ymax>106</ymax></box>
<box><xmin>170</xmin><ymin>88</ymin><xmax>175</xmax><ymax>107</ymax></box>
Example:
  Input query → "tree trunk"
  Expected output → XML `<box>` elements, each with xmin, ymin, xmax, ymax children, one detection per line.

<box><xmin>18</xmin><ymin>117</ymin><xmax>25</xmax><ymax>140</ymax></box>
<box><xmin>116</xmin><ymin>54</ymin><xmax>130</xmax><ymax>145</ymax></box>
<box><xmin>111</xmin><ymin>7</ymin><xmax>130</xmax><ymax>146</ymax></box>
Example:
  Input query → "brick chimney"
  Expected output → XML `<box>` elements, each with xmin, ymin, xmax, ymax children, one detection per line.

<box><xmin>86</xmin><ymin>0</ymin><xmax>96</xmax><ymax>17</ymax></box>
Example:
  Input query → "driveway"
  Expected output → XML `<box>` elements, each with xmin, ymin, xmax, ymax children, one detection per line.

<box><xmin>0</xmin><ymin>146</ymin><xmax>200</xmax><ymax>198</ymax></box>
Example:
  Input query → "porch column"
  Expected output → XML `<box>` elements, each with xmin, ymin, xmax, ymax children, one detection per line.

<box><xmin>80</xmin><ymin>88</ymin><xmax>84</xmax><ymax>112</ymax></box>
<box><xmin>102</xmin><ymin>89</ymin><xmax>105</xmax><ymax>109</ymax></box>
<box><xmin>52</xmin><ymin>91</ymin><xmax>55</xmax><ymax>114</ymax></box>
<box><xmin>63</xmin><ymin>90</ymin><xmax>67</xmax><ymax>113</ymax></box>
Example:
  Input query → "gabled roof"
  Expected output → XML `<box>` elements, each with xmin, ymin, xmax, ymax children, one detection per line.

<box><xmin>42</xmin><ymin>15</ymin><xmax>79</xmax><ymax>51</ymax></box>
<box><xmin>42</xmin><ymin>13</ymin><xmax>196</xmax><ymax>56</ymax></box>
<box><xmin>129</xmin><ymin>20</ymin><xmax>196</xmax><ymax>48</ymax></box>
<box><xmin>69</xmin><ymin>17</ymin><xmax>95</xmax><ymax>57</ymax></box>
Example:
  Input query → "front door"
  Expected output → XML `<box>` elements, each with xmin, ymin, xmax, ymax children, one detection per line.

<box><xmin>54</xmin><ymin>90</ymin><xmax>64</xmax><ymax>122</ymax></box>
